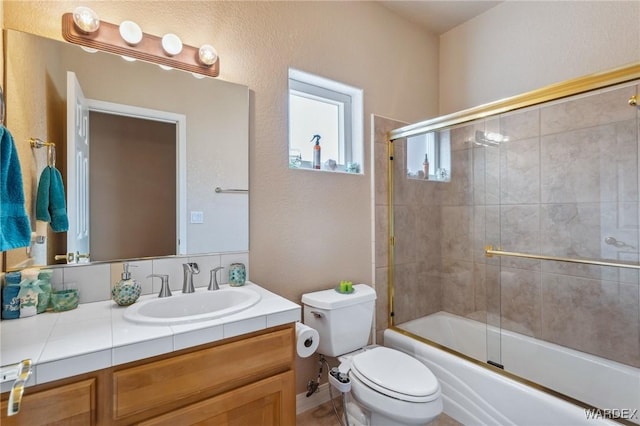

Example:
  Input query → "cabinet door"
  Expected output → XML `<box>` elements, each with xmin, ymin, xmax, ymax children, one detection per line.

<box><xmin>139</xmin><ymin>370</ymin><xmax>295</xmax><ymax>426</ymax></box>
<box><xmin>0</xmin><ymin>379</ymin><xmax>96</xmax><ymax>426</ymax></box>
<box><xmin>113</xmin><ymin>327</ymin><xmax>293</xmax><ymax>420</ymax></box>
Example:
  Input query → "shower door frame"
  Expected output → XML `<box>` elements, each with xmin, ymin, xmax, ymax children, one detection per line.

<box><xmin>386</xmin><ymin>62</ymin><xmax>640</xmax><ymax>421</ymax></box>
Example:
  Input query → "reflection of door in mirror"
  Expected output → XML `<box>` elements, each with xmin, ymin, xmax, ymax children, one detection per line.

<box><xmin>67</xmin><ymin>71</ymin><xmax>90</xmax><ymax>259</ymax></box>
<box><xmin>89</xmin><ymin>112</ymin><xmax>177</xmax><ymax>262</ymax></box>
<box><xmin>66</xmin><ymin>72</ymin><xmax>183</xmax><ymax>263</ymax></box>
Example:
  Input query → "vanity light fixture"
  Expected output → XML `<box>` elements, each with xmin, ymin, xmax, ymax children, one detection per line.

<box><xmin>62</xmin><ymin>10</ymin><xmax>220</xmax><ymax>78</ymax></box>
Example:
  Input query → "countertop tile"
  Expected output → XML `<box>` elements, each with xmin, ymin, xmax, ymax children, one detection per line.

<box><xmin>112</xmin><ymin>336</ymin><xmax>174</xmax><ymax>366</ymax></box>
<box><xmin>1</xmin><ymin>282</ymin><xmax>300</xmax><ymax>386</ymax></box>
<box><xmin>36</xmin><ymin>350</ymin><xmax>111</xmax><ymax>384</ymax></box>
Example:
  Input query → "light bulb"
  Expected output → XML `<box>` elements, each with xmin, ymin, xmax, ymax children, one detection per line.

<box><xmin>72</xmin><ymin>6</ymin><xmax>100</xmax><ymax>34</ymax></box>
<box><xmin>158</xmin><ymin>64</ymin><xmax>173</xmax><ymax>71</ymax></box>
<box><xmin>198</xmin><ymin>44</ymin><xmax>218</xmax><ymax>66</ymax></box>
<box><xmin>121</xmin><ymin>55</ymin><xmax>136</xmax><ymax>62</ymax></box>
<box><xmin>191</xmin><ymin>72</ymin><xmax>206</xmax><ymax>79</ymax></box>
<box><xmin>119</xmin><ymin>21</ymin><xmax>143</xmax><ymax>46</ymax></box>
<box><xmin>162</xmin><ymin>33</ymin><xmax>183</xmax><ymax>56</ymax></box>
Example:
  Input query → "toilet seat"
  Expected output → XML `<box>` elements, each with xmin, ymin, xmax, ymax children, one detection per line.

<box><xmin>350</xmin><ymin>347</ymin><xmax>440</xmax><ymax>403</ymax></box>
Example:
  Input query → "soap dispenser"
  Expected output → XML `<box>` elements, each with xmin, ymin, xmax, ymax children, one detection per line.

<box><xmin>112</xmin><ymin>263</ymin><xmax>142</xmax><ymax>306</ymax></box>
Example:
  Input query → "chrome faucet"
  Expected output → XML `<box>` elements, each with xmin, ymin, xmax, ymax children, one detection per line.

<box><xmin>148</xmin><ymin>274</ymin><xmax>171</xmax><ymax>298</ymax></box>
<box><xmin>182</xmin><ymin>262</ymin><xmax>199</xmax><ymax>293</ymax></box>
<box><xmin>208</xmin><ymin>267</ymin><xmax>224</xmax><ymax>291</ymax></box>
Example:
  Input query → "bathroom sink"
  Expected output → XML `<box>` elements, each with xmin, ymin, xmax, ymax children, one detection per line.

<box><xmin>123</xmin><ymin>287</ymin><xmax>261</xmax><ymax>325</ymax></box>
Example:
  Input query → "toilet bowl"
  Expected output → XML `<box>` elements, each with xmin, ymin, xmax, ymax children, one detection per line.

<box><xmin>345</xmin><ymin>346</ymin><xmax>443</xmax><ymax>425</ymax></box>
<box><xmin>301</xmin><ymin>285</ymin><xmax>443</xmax><ymax>426</ymax></box>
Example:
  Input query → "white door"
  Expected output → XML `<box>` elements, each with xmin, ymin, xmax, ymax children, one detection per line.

<box><xmin>66</xmin><ymin>71</ymin><xmax>90</xmax><ymax>261</ymax></box>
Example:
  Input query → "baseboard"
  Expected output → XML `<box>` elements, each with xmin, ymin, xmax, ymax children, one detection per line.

<box><xmin>296</xmin><ymin>382</ymin><xmax>331</xmax><ymax>415</ymax></box>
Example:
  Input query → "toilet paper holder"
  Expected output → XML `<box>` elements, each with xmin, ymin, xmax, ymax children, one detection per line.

<box><xmin>295</xmin><ymin>322</ymin><xmax>319</xmax><ymax>358</ymax></box>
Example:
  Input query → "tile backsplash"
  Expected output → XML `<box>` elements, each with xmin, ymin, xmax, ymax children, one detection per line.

<box><xmin>20</xmin><ymin>252</ymin><xmax>249</xmax><ymax>305</ymax></box>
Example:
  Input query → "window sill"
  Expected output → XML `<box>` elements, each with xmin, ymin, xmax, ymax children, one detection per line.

<box><xmin>289</xmin><ymin>165</ymin><xmax>363</xmax><ymax>175</ymax></box>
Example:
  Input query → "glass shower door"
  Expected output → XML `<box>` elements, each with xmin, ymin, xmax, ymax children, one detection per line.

<box><xmin>488</xmin><ymin>81</ymin><xmax>640</xmax><ymax>414</ymax></box>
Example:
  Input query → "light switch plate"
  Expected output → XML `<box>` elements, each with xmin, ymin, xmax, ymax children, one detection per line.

<box><xmin>190</xmin><ymin>211</ymin><xmax>204</xmax><ymax>224</ymax></box>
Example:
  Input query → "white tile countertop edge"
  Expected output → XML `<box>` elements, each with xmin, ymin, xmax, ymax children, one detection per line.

<box><xmin>1</xmin><ymin>282</ymin><xmax>300</xmax><ymax>392</ymax></box>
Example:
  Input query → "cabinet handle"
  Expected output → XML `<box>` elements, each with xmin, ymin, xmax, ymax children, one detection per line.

<box><xmin>7</xmin><ymin>359</ymin><xmax>32</xmax><ymax>416</ymax></box>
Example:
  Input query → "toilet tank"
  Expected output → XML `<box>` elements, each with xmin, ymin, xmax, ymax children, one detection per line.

<box><xmin>302</xmin><ymin>284</ymin><xmax>376</xmax><ymax>357</ymax></box>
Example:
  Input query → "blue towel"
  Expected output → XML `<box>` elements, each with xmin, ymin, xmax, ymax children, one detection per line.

<box><xmin>0</xmin><ymin>125</ymin><xmax>32</xmax><ymax>250</ymax></box>
<box><xmin>36</xmin><ymin>165</ymin><xmax>69</xmax><ymax>232</ymax></box>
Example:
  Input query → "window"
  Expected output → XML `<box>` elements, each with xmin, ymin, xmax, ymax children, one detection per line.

<box><xmin>288</xmin><ymin>69</ymin><xmax>363</xmax><ymax>173</ymax></box>
<box><xmin>407</xmin><ymin>130</ymin><xmax>451</xmax><ymax>182</ymax></box>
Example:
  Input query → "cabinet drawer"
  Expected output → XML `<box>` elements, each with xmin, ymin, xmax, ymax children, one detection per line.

<box><xmin>0</xmin><ymin>378</ymin><xmax>96</xmax><ymax>426</ymax></box>
<box><xmin>138</xmin><ymin>370</ymin><xmax>295</xmax><ymax>426</ymax></box>
<box><xmin>113</xmin><ymin>327</ymin><xmax>294</xmax><ymax>420</ymax></box>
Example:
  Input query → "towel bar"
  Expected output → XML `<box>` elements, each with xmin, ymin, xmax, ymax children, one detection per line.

<box><xmin>214</xmin><ymin>187</ymin><xmax>248</xmax><ymax>194</ymax></box>
<box><xmin>29</xmin><ymin>137</ymin><xmax>56</xmax><ymax>167</ymax></box>
<box><xmin>484</xmin><ymin>245</ymin><xmax>640</xmax><ymax>270</ymax></box>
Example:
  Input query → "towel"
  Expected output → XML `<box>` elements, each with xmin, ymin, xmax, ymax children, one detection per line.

<box><xmin>0</xmin><ymin>125</ymin><xmax>32</xmax><ymax>250</ymax></box>
<box><xmin>36</xmin><ymin>165</ymin><xmax>69</xmax><ymax>232</ymax></box>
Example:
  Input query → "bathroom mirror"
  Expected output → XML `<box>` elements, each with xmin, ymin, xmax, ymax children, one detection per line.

<box><xmin>3</xmin><ymin>30</ymin><xmax>249</xmax><ymax>270</ymax></box>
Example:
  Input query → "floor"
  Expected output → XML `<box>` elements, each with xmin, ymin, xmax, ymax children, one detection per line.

<box><xmin>296</xmin><ymin>398</ymin><xmax>463</xmax><ymax>426</ymax></box>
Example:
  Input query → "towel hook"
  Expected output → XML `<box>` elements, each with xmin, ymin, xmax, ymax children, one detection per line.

<box><xmin>29</xmin><ymin>137</ymin><xmax>56</xmax><ymax>167</ymax></box>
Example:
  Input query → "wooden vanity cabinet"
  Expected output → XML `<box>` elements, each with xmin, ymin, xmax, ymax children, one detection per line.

<box><xmin>0</xmin><ymin>378</ymin><xmax>98</xmax><ymax>425</ymax></box>
<box><xmin>138</xmin><ymin>370</ymin><xmax>295</xmax><ymax>426</ymax></box>
<box><xmin>1</xmin><ymin>324</ymin><xmax>296</xmax><ymax>426</ymax></box>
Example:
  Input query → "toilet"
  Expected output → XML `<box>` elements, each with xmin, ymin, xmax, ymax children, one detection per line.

<box><xmin>302</xmin><ymin>284</ymin><xmax>443</xmax><ymax>426</ymax></box>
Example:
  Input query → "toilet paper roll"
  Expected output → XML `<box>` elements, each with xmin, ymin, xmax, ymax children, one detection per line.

<box><xmin>296</xmin><ymin>322</ymin><xmax>319</xmax><ymax>358</ymax></box>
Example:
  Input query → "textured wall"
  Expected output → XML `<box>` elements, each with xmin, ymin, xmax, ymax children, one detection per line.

<box><xmin>3</xmin><ymin>1</ymin><xmax>439</xmax><ymax>394</ymax></box>
<box><xmin>439</xmin><ymin>1</ymin><xmax>640</xmax><ymax>114</ymax></box>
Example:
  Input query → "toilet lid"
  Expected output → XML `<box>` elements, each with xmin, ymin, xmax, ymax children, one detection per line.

<box><xmin>350</xmin><ymin>347</ymin><xmax>439</xmax><ymax>403</ymax></box>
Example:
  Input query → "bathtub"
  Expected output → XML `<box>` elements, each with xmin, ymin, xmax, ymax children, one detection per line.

<box><xmin>385</xmin><ymin>312</ymin><xmax>639</xmax><ymax>426</ymax></box>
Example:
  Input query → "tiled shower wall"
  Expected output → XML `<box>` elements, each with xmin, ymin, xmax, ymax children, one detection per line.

<box><xmin>378</xmin><ymin>81</ymin><xmax>640</xmax><ymax>368</ymax></box>
<box><xmin>373</xmin><ymin>115</ymin><xmax>443</xmax><ymax>341</ymax></box>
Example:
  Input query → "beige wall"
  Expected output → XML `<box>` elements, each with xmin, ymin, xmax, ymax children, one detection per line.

<box><xmin>3</xmin><ymin>1</ymin><xmax>439</xmax><ymax>394</ymax></box>
<box><xmin>3</xmin><ymin>0</ymin><xmax>438</xmax><ymax>295</ymax></box>
<box><xmin>439</xmin><ymin>1</ymin><xmax>640</xmax><ymax>114</ymax></box>
<box><xmin>4</xmin><ymin>30</ymin><xmax>66</xmax><ymax>269</ymax></box>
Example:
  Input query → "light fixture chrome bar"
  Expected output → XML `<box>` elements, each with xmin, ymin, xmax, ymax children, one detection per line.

<box><xmin>484</xmin><ymin>245</ymin><xmax>640</xmax><ymax>270</ymax></box>
<box><xmin>214</xmin><ymin>187</ymin><xmax>248</xmax><ymax>194</ymax></box>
